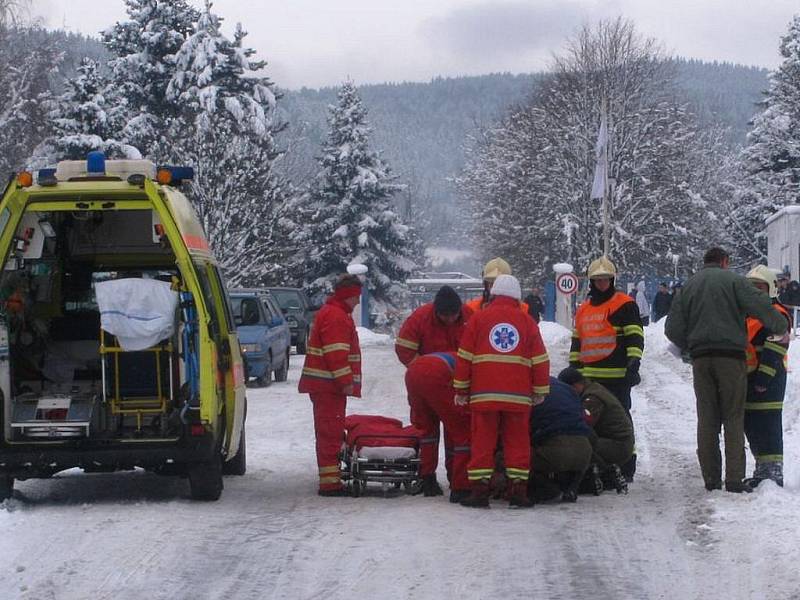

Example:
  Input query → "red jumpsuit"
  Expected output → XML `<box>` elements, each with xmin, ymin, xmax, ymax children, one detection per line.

<box><xmin>405</xmin><ymin>352</ymin><xmax>471</xmax><ymax>491</ymax></box>
<box><xmin>298</xmin><ymin>295</ymin><xmax>361</xmax><ymax>492</ymax></box>
<box><xmin>454</xmin><ymin>296</ymin><xmax>550</xmax><ymax>484</ymax></box>
<box><xmin>394</xmin><ymin>302</ymin><xmax>472</xmax><ymax>366</ymax></box>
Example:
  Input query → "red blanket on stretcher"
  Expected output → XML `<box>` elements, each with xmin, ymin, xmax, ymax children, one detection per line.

<box><xmin>344</xmin><ymin>414</ymin><xmax>423</xmax><ymax>449</ymax></box>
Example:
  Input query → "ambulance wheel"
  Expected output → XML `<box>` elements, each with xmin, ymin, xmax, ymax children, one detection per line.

<box><xmin>352</xmin><ymin>479</ymin><xmax>362</xmax><ymax>497</ymax></box>
<box><xmin>222</xmin><ymin>426</ymin><xmax>246</xmax><ymax>476</ymax></box>
<box><xmin>189</xmin><ymin>454</ymin><xmax>224</xmax><ymax>501</ymax></box>
<box><xmin>274</xmin><ymin>353</ymin><xmax>289</xmax><ymax>382</ymax></box>
<box><xmin>0</xmin><ymin>474</ymin><xmax>14</xmax><ymax>501</ymax></box>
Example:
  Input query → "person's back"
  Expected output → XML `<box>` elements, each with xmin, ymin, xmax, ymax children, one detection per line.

<box><xmin>666</xmin><ymin>264</ymin><xmax>787</xmax><ymax>357</ymax></box>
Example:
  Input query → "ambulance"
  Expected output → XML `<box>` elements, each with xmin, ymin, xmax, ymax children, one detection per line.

<box><xmin>0</xmin><ymin>153</ymin><xmax>246</xmax><ymax>500</ymax></box>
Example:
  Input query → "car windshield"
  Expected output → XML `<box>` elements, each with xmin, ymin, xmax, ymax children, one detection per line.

<box><xmin>270</xmin><ymin>289</ymin><xmax>302</xmax><ymax>310</ymax></box>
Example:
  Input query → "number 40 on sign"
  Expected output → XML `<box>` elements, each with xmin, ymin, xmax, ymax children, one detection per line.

<box><xmin>556</xmin><ymin>272</ymin><xmax>579</xmax><ymax>295</ymax></box>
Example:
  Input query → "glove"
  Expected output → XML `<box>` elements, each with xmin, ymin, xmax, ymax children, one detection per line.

<box><xmin>531</xmin><ymin>394</ymin><xmax>545</xmax><ymax>406</ymax></box>
<box><xmin>626</xmin><ymin>359</ymin><xmax>641</xmax><ymax>387</ymax></box>
<box><xmin>454</xmin><ymin>394</ymin><xmax>469</xmax><ymax>407</ymax></box>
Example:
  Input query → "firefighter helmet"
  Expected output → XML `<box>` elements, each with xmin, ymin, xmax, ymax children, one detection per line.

<box><xmin>747</xmin><ymin>265</ymin><xmax>778</xmax><ymax>298</ymax></box>
<box><xmin>482</xmin><ymin>257</ymin><xmax>512</xmax><ymax>281</ymax></box>
<box><xmin>587</xmin><ymin>256</ymin><xmax>616</xmax><ymax>279</ymax></box>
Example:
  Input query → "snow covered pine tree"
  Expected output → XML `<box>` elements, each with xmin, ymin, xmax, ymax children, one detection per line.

<box><xmin>164</xmin><ymin>4</ymin><xmax>295</xmax><ymax>287</ymax></box>
<box><xmin>32</xmin><ymin>57</ymin><xmax>138</xmax><ymax>165</ymax></box>
<box><xmin>300</xmin><ymin>82</ymin><xmax>415</xmax><ymax>325</ymax></box>
<box><xmin>737</xmin><ymin>15</ymin><xmax>800</xmax><ymax>263</ymax></box>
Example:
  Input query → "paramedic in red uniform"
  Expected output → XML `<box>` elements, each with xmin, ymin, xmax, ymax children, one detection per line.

<box><xmin>395</xmin><ymin>285</ymin><xmax>472</xmax><ymax>366</ymax></box>
<box><xmin>404</xmin><ymin>351</ymin><xmax>472</xmax><ymax>503</ymax></box>
<box><xmin>396</xmin><ymin>286</ymin><xmax>472</xmax><ymax>496</ymax></box>
<box><xmin>298</xmin><ymin>274</ymin><xmax>363</xmax><ymax>496</ymax></box>
<box><xmin>454</xmin><ymin>274</ymin><xmax>550</xmax><ymax>508</ymax></box>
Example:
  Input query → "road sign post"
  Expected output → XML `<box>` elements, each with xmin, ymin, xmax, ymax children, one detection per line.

<box><xmin>553</xmin><ymin>263</ymin><xmax>576</xmax><ymax>329</ymax></box>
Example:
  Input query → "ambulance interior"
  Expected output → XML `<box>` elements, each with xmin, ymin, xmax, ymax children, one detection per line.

<box><xmin>0</xmin><ymin>206</ymin><xmax>199</xmax><ymax>444</ymax></box>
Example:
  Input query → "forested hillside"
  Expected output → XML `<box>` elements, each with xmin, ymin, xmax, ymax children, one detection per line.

<box><xmin>278</xmin><ymin>60</ymin><xmax>768</xmax><ymax>245</ymax></box>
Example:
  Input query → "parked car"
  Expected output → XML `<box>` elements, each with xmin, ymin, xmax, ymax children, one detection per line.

<box><xmin>0</xmin><ymin>153</ymin><xmax>246</xmax><ymax>501</ymax></box>
<box><xmin>266</xmin><ymin>287</ymin><xmax>318</xmax><ymax>354</ymax></box>
<box><xmin>229</xmin><ymin>289</ymin><xmax>291</xmax><ymax>387</ymax></box>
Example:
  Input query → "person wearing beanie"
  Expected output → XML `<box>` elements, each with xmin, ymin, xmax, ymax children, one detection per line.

<box><xmin>569</xmin><ymin>256</ymin><xmax>643</xmax><ymax>481</ymax></box>
<box><xmin>298</xmin><ymin>272</ymin><xmax>364</xmax><ymax>496</ymax></box>
<box><xmin>396</xmin><ymin>285</ymin><xmax>474</xmax><ymax>496</ymax></box>
<box><xmin>454</xmin><ymin>274</ymin><xmax>550</xmax><ymax>508</ymax></box>
<box><xmin>558</xmin><ymin>367</ymin><xmax>634</xmax><ymax>490</ymax></box>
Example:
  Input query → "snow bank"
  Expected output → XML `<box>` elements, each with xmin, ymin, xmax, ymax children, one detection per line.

<box><xmin>539</xmin><ymin>320</ymin><xmax>572</xmax><ymax>350</ymax></box>
<box><xmin>357</xmin><ymin>326</ymin><xmax>392</xmax><ymax>347</ymax></box>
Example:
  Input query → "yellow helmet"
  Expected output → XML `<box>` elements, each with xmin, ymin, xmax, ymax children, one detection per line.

<box><xmin>482</xmin><ymin>257</ymin><xmax>512</xmax><ymax>281</ymax></box>
<box><xmin>747</xmin><ymin>265</ymin><xmax>778</xmax><ymax>298</ymax></box>
<box><xmin>587</xmin><ymin>256</ymin><xmax>616</xmax><ymax>279</ymax></box>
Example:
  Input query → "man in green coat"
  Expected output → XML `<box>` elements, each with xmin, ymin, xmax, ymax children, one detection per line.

<box><xmin>665</xmin><ymin>247</ymin><xmax>788</xmax><ymax>493</ymax></box>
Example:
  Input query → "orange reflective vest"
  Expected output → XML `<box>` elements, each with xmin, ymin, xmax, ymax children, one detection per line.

<box><xmin>298</xmin><ymin>297</ymin><xmax>362</xmax><ymax>397</ymax></box>
<box><xmin>574</xmin><ymin>292</ymin><xmax>632</xmax><ymax>364</ymax></box>
<box><xmin>746</xmin><ymin>303</ymin><xmax>791</xmax><ymax>373</ymax></box>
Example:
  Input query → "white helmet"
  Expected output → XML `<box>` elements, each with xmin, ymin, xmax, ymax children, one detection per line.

<box><xmin>747</xmin><ymin>265</ymin><xmax>778</xmax><ymax>298</ymax></box>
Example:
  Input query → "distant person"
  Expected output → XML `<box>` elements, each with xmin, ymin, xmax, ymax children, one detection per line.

<box><xmin>465</xmin><ymin>258</ymin><xmax>530</xmax><ymax>314</ymax></box>
<box><xmin>651</xmin><ymin>282</ymin><xmax>673</xmax><ymax>323</ymax></box>
<box><xmin>524</xmin><ymin>287</ymin><xmax>545</xmax><ymax>323</ymax></box>
<box><xmin>665</xmin><ymin>247</ymin><xmax>788</xmax><ymax>493</ymax></box>
<box><xmin>635</xmin><ymin>281</ymin><xmax>650</xmax><ymax>326</ymax></box>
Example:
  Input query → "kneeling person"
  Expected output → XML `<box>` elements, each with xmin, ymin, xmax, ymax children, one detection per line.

<box><xmin>529</xmin><ymin>377</ymin><xmax>593</xmax><ymax>503</ymax></box>
<box><xmin>558</xmin><ymin>367</ymin><xmax>634</xmax><ymax>489</ymax></box>
<box><xmin>405</xmin><ymin>352</ymin><xmax>471</xmax><ymax>502</ymax></box>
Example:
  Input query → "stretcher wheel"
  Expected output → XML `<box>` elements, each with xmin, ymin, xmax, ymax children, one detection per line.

<box><xmin>352</xmin><ymin>479</ymin><xmax>362</xmax><ymax>497</ymax></box>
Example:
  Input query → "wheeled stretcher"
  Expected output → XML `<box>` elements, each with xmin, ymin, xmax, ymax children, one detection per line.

<box><xmin>341</xmin><ymin>415</ymin><xmax>423</xmax><ymax>497</ymax></box>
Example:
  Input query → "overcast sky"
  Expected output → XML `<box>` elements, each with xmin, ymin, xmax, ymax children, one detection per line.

<box><xmin>34</xmin><ymin>0</ymin><xmax>799</xmax><ymax>89</ymax></box>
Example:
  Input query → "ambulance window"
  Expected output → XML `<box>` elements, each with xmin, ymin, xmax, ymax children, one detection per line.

<box><xmin>209</xmin><ymin>267</ymin><xmax>235</xmax><ymax>333</ymax></box>
<box><xmin>194</xmin><ymin>267</ymin><xmax>221</xmax><ymax>341</ymax></box>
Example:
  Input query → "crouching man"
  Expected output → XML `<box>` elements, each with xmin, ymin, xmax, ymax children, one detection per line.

<box><xmin>405</xmin><ymin>352</ymin><xmax>471</xmax><ymax>502</ymax></box>
<box><xmin>528</xmin><ymin>377</ymin><xmax>593</xmax><ymax>503</ymax></box>
<box><xmin>454</xmin><ymin>274</ymin><xmax>550</xmax><ymax>508</ymax></box>
<box><xmin>558</xmin><ymin>367</ymin><xmax>634</xmax><ymax>491</ymax></box>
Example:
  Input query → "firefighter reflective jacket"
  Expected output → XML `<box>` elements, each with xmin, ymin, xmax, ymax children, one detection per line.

<box><xmin>298</xmin><ymin>296</ymin><xmax>362</xmax><ymax>397</ymax></box>
<box><xmin>454</xmin><ymin>296</ymin><xmax>550</xmax><ymax>412</ymax></box>
<box><xmin>570</xmin><ymin>291</ymin><xmax>643</xmax><ymax>381</ymax></box>
<box><xmin>395</xmin><ymin>302</ymin><xmax>473</xmax><ymax>366</ymax></box>
<box><xmin>745</xmin><ymin>302</ymin><xmax>791</xmax><ymax>386</ymax></box>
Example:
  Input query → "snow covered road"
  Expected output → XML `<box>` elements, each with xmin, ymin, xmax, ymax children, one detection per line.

<box><xmin>2</xmin><ymin>323</ymin><xmax>799</xmax><ymax>600</ymax></box>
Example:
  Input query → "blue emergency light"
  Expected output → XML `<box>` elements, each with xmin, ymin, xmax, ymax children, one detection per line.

<box><xmin>87</xmin><ymin>151</ymin><xmax>106</xmax><ymax>175</ymax></box>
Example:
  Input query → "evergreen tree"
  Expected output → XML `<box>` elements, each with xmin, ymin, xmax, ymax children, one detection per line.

<box><xmin>32</xmin><ymin>57</ymin><xmax>137</xmax><ymax>164</ymax></box>
<box><xmin>102</xmin><ymin>0</ymin><xmax>199</xmax><ymax>156</ymax></box>
<box><xmin>738</xmin><ymin>15</ymin><xmax>800</xmax><ymax>263</ymax></box>
<box><xmin>301</xmin><ymin>82</ymin><xmax>415</xmax><ymax>321</ymax></box>
<box><xmin>163</xmin><ymin>4</ymin><xmax>293</xmax><ymax>286</ymax></box>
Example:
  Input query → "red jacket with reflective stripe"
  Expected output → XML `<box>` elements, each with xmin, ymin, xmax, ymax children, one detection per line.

<box><xmin>298</xmin><ymin>296</ymin><xmax>361</xmax><ymax>397</ymax></box>
<box><xmin>395</xmin><ymin>302</ymin><xmax>473</xmax><ymax>366</ymax></box>
<box><xmin>454</xmin><ymin>296</ymin><xmax>550</xmax><ymax>413</ymax></box>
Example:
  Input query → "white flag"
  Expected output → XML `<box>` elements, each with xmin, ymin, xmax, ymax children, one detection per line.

<box><xmin>591</xmin><ymin>115</ymin><xmax>608</xmax><ymax>200</ymax></box>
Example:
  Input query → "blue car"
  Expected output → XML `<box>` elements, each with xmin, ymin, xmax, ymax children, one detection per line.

<box><xmin>229</xmin><ymin>289</ymin><xmax>291</xmax><ymax>387</ymax></box>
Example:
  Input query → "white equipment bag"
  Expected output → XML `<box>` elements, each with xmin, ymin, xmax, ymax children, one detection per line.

<box><xmin>95</xmin><ymin>278</ymin><xmax>179</xmax><ymax>351</ymax></box>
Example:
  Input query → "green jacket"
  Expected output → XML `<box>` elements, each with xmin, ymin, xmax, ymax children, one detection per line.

<box><xmin>582</xmin><ymin>381</ymin><xmax>634</xmax><ymax>444</ymax></box>
<box><xmin>665</xmin><ymin>265</ymin><xmax>788</xmax><ymax>358</ymax></box>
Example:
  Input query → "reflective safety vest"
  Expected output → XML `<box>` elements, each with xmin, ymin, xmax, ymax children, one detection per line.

<box><xmin>574</xmin><ymin>292</ymin><xmax>632</xmax><ymax>364</ymax></box>
<box><xmin>745</xmin><ymin>303</ymin><xmax>791</xmax><ymax>373</ymax></box>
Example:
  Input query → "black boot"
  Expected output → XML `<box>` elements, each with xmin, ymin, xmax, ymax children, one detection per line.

<box><xmin>421</xmin><ymin>475</ymin><xmax>444</xmax><ymax>497</ymax></box>
<box><xmin>602</xmin><ymin>464</ymin><xmax>628</xmax><ymax>495</ymax></box>
<box><xmin>560</xmin><ymin>472</ymin><xmax>581</xmax><ymax>503</ymax></box>
<box><xmin>449</xmin><ymin>489</ymin><xmax>470</xmax><ymax>504</ymax></box>
<box><xmin>460</xmin><ymin>481</ymin><xmax>491</xmax><ymax>508</ymax></box>
<box><xmin>620</xmin><ymin>454</ymin><xmax>636</xmax><ymax>483</ymax></box>
<box><xmin>508</xmin><ymin>479</ymin><xmax>534</xmax><ymax>508</ymax></box>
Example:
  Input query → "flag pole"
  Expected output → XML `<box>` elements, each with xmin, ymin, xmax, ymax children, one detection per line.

<box><xmin>602</xmin><ymin>101</ymin><xmax>610</xmax><ymax>257</ymax></box>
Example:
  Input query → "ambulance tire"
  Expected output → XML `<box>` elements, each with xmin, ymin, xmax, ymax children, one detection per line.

<box><xmin>0</xmin><ymin>474</ymin><xmax>14</xmax><ymax>501</ymax></box>
<box><xmin>189</xmin><ymin>453</ymin><xmax>224</xmax><ymax>501</ymax></box>
<box><xmin>222</xmin><ymin>425</ymin><xmax>247</xmax><ymax>476</ymax></box>
<box><xmin>274</xmin><ymin>353</ymin><xmax>289</xmax><ymax>382</ymax></box>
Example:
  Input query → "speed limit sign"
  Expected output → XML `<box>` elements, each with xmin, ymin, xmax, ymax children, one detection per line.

<box><xmin>556</xmin><ymin>272</ymin><xmax>579</xmax><ymax>295</ymax></box>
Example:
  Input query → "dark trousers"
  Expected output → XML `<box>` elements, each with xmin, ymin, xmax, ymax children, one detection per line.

<box><xmin>692</xmin><ymin>356</ymin><xmax>747</xmax><ymax>486</ymax></box>
<box><xmin>744</xmin><ymin>374</ymin><xmax>785</xmax><ymax>463</ymax></box>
